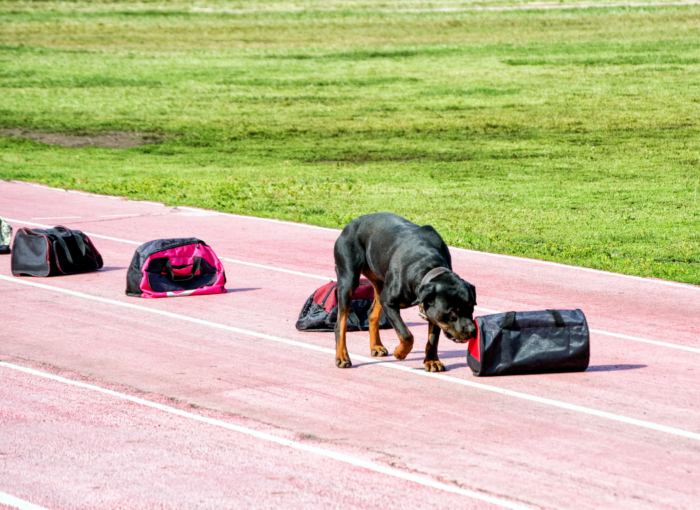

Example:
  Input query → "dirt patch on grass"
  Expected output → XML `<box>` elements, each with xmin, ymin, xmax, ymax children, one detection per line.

<box><xmin>0</xmin><ymin>129</ymin><xmax>161</xmax><ymax>149</ymax></box>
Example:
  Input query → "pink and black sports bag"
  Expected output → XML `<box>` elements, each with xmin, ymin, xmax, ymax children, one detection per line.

<box><xmin>126</xmin><ymin>238</ymin><xmax>226</xmax><ymax>298</ymax></box>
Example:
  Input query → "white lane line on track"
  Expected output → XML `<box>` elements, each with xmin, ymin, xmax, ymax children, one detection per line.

<box><xmin>220</xmin><ymin>258</ymin><xmax>335</xmax><ymax>281</ymax></box>
<box><xmin>450</xmin><ymin>246</ymin><xmax>700</xmax><ymax>292</ymax></box>
<box><xmin>8</xmin><ymin>219</ymin><xmax>144</xmax><ymax>246</ymax></box>
<box><xmin>31</xmin><ymin>216</ymin><xmax>81</xmax><ymax>220</ymax></box>
<box><xmin>6</xmin><ymin>218</ymin><xmax>700</xmax><ymax>354</ymax></box>
<box><xmin>5</xmin><ymin>182</ymin><xmax>700</xmax><ymax>292</ymax></box>
<box><xmin>175</xmin><ymin>206</ymin><xmax>334</xmax><ymax>231</ymax></box>
<box><xmin>2</xmin><ymin>275</ymin><xmax>699</xmax><ymax>442</ymax></box>
<box><xmin>587</xmin><ymin>328</ymin><xmax>700</xmax><ymax>352</ymax></box>
<box><xmin>0</xmin><ymin>491</ymin><xmax>50</xmax><ymax>510</ymax></box>
<box><xmin>0</xmin><ymin>363</ymin><xmax>529</xmax><ymax>510</ymax></box>
<box><xmin>7</xmin><ymin>219</ymin><xmax>332</xmax><ymax>281</ymax></box>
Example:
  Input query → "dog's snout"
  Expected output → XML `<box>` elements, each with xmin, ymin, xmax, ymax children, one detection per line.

<box><xmin>442</xmin><ymin>319</ymin><xmax>477</xmax><ymax>343</ymax></box>
<box><xmin>459</xmin><ymin>319</ymin><xmax>477</xmax><ymax>341</ymax></box>
<box><xmin>465</xmin><ymin>320</ymin><xmax>476</xmax><ymax>336</ymax></box>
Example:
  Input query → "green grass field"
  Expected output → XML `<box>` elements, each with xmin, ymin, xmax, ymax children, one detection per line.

<box><xmin>1</xmin><ymin>0</ymin><xmax>699</xmax><ymax>283</ymax></box>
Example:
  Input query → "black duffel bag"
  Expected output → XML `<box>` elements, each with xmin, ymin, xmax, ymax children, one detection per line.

<box><xmin>11</xmin><ymin>226</ymin><xmax>103</xmax><ymax>277</ymax></box>
<box><xmin>467</xmin><ymin>309</ymin><xmax>589</xmax><ymax>376</ymax></box>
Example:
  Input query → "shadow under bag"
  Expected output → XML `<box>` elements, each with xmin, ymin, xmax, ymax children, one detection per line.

<box><xmin>11</xmin><ymin>226</ymin><xmax>103</xmax><ymax>276</ymax></box>
<box><xmin>126</xmin><ymin>238</ymin><xmax>226</xmax><ymax>298</ymax></box>
<box><xmin>467</xmin><ymin>309</ymin><xmax>590</xmax><ymax>376</ymax></box>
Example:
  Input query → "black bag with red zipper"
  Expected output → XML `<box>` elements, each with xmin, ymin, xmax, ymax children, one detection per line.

<box><xmin>296</xmin><ymin>279</ymin><xmax>393</xmax><ymax>332</ymax></box>
<box><xmin>11</xmin><ymin>226</ymin><xmax>103</xmax><ymax>277</ymax></box>
<box><xmin>467</xmin><ymin>309</ymin><xmax>590</xmax><ymax>376</ymax></box>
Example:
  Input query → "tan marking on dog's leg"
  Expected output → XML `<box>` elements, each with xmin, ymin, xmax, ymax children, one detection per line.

<box><xmin>368</xmin><ymin>297</ymin><xmax>388</xmax><ymax>357</ymax></box>
<box><xmin>335</xmin><ymin>309</ymin><xmax>352</xmax><ymax>368</ymax></box>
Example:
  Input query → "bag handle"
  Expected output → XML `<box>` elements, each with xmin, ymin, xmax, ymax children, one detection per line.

<box><xmin>502</xmin><ymin>310</ymin><xmax>565</xmax><ymax>330</ymax></box>
<box><xmin>64</xmin><ymin>228</ymin><xmax>87</xmax><ymax>258</ymax></box>
<box><xmin>46</xmin><ymin>227</ymin><xmax>77</xmax><ymax>267</ymax></box>
<box><xmin>47</xmin><ymin>226</ymin><xmax>89</xmax><ymax>267</ymax></box>
<box><xmin>546</xmin><ymin>309</ymin><xmax>566</xmax><ymax>327</ymax></box>
<box><xmin>502</xmin><ymin>312</ymin><xmax>516</xmax><ymax>329</ymax></box>
<box><xmin>319</xmin><ymin>281</ymin><xmax>372</xmax><ymax>308</ymax></box>
<box><xmin>163</xmin><ymin>257</ymin><xmax>203</xmax><ymax>282</ymax></box>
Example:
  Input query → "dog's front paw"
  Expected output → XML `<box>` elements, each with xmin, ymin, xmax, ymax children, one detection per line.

<box><xmin>335</xmin><ymin>356</ymin><xmax>352</xmax><ymax>369</ymax></box>
<box><xmin>424</xmin><ymin>360</ymin><xmax>446</xmax><ymax>372</ymax></box>
<box><xmin>371</xmin><ymin>346</ymin><xmax>389</xmax><ymax>357</ymax></box>
<box><xmin>393</xmin><ymin>344</ymin><xmax>412</xmax><ymax>360</ymax></box>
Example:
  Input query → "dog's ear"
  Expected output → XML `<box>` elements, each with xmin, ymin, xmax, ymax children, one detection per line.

<box><xmin>469</xmin><ymin>283</ymin><xmax>477</xmax><ymax>306</ymax></box>
<box><xmin>414</xmin><ymin>282</ymin><xmax>437</xmax><ymax>306</ymax></box>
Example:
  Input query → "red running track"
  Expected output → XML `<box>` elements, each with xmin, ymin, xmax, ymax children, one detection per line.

<box><xmin>1</xmin><ymin>180</ymin><xmax>699</xmax><ymax>509</ymax></box>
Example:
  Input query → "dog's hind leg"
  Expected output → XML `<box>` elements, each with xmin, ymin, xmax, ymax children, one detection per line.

<box><xmin>424</xmin><ymin>323</ymin><xmax>445</xmax><ymax>372</ymax></box>
<box><xmin>367</xmin><ymin>282</ymin><xmax>388</xmax><ymax>357</ymax></box>
<box><xmin>333</xmin><ymin>237</ymin><xmax>363</xmax><ymax>369</ymax></box>
<box><xmin>335</xmin><ymin>303</ymin><xmax>352</xmax><ymax>368</ymax></box>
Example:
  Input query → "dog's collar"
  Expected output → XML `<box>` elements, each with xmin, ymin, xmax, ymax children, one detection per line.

<box><xmin>420</xmin><ymin>267</ymin><xmax>451</xmax><ymax>286</ymax></box>
<box><xmin>418</xmin><ymin>267</ymin><xmax>451</xmax><ymax>321</ymax></box>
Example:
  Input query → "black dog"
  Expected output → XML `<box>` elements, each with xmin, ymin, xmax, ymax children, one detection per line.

<box><xmin>333</xmin><ymin>213</ymin><xmax>477</xmax><ymax>371</ymax></box>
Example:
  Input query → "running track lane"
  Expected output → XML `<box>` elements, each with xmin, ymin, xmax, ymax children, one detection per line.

<box><xmin>0</xmin><ymin>363</ymin><xmax>512</xmax><ymax>510</ymax></box>
<box><xmin>1</xmin><ymin>180</ymin><xmax>700</xmax><ymax>508</ymax></box>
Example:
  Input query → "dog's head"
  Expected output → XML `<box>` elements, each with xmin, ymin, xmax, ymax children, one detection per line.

<box><xmin>415</xmin><ymin>273</ymin><xmax>477</xmax><ymax>343</ymax></box>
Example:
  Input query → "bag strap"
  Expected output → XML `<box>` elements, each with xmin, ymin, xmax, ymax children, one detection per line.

<box><xmin>547</xmin><ymin>309</ymin><xmax>566</xmax><ymax>327</ymax></box>
<box><xmin>163</xmin><ymin>257</ymin><xmax>203</xmax><ymax>282</ymax></box>
<box><xmin>46</xmin><ymin>227</ymin><xmax>76</xmax><ymax>266</ymax></box>
<box><xmin>73</xmin><ymin>231</ymin><xmax>87</xmax><ymax>258</ymax></box>
<box><xmin>319</xmin><ymin>284</ymin><xmax>338</xmax><ymax>307</ymax></box>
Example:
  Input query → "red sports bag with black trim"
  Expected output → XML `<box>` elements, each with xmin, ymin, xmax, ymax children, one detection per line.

<box><xmin>296</xmin><ymin>279</ymin><xmax>393</xmax><ymax>332</ymax></box>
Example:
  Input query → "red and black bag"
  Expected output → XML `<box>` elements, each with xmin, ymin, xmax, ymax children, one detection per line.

<box><xmin>11</xmin><ymin>226</ymin><xmax>103</xmax><ymax>277</ymax></box>
<box><xmin>467</xmin><ymin>309</ymin><xmax>590</xmax><ymax>376</ymax></box>
<box><xmin>296</xmin><ymin>280</ymin><xmax>393</xmax><ymax>332</ymax></box>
